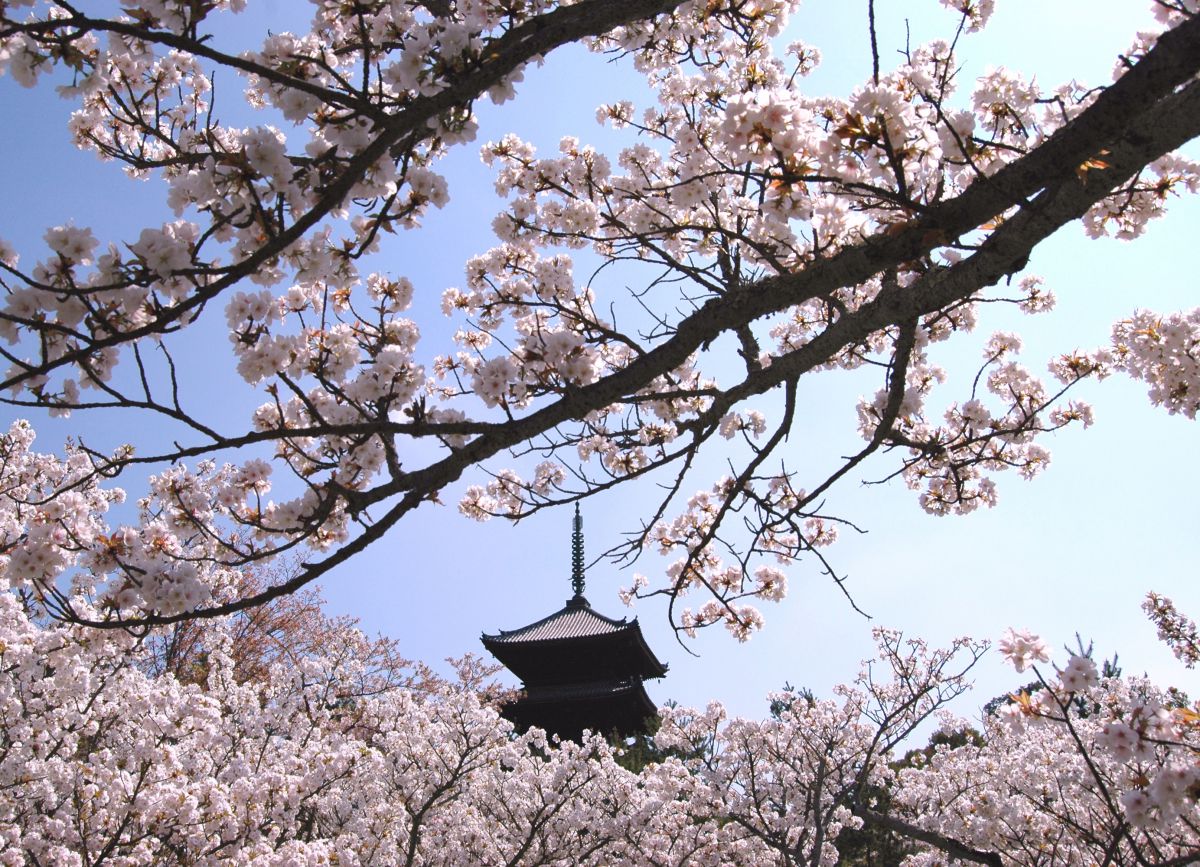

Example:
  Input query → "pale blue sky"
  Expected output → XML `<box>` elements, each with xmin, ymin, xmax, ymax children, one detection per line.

<box><xmin>1</xmin><ymin>0</ymin><xmax>1196</xmax><ymax>725</ymax></box>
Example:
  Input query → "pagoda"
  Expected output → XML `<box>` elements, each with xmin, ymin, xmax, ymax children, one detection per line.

<box><xmin>481</xmin><ymin>506</ymin><xmax>668</xmax><ymax>741</ymax></box>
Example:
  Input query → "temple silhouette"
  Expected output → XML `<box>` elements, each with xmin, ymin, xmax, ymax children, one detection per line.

<box><xmin>481</xmin><ymin>506</ymin><xmax>667</xmax><ymax>741</ymax></box>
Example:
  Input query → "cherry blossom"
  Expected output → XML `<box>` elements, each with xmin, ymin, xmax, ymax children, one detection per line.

<box><xmin>997</xmin><ymin>627</ymin><xmax>1050</xmax><ymax>672</ymax></box>
<box><xmin>0</xmin><ymin>435</ymin><xmax>1197</xmax><ymax>867</ymax></box>
<box><xmin>0</xmin><ymin>0</ymin><xmax>1198</xmax><ymax>859</ymax></box>
<box><xmin>0</xmin><ymin>0</ymin><xmax>1197</xmax><ymax>655</ymax></box>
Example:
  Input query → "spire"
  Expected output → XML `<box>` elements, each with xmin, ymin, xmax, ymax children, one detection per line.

<box><xmin>570</xmin><ymin>503</ymin><xmax>586</xmax><ymax>599</ymax></box>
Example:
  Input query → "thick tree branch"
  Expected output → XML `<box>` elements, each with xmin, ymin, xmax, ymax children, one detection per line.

<box><xmin>72</xmin><ymin>15</ymin><xmax>1200</xmax><ymax>628</ymax></box>
<box><xmin>855</xmin><ymin>806</ymin><xmax>1004</xmax><ymax>867</ymax></box>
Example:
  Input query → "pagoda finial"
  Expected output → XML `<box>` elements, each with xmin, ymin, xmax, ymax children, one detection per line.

<box><xmin>571</xmin><ymin>503</ymin><xmax>586</xmax><ymax>598</ymax></box>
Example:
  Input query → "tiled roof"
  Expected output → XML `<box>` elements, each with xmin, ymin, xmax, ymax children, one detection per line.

<box><xmin>483</xmin><ymin>596</ymin><xmax>632</xmax><ymax>644</ymax></box>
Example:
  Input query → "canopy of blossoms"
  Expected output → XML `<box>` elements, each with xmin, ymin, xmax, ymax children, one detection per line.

<box><xmin>1</xmin><ymin>0</ymin><xmax>1199</xmax><ymax>860</ymax></box>
<box><xmin>0</xmin><ymin>423</ymin><xmax>1195</xmax><ymax>863</ymax></box>
<box><xmin>0</xmin><ymin>0</ymin><xmax>1195</xmax><ymax>637</ymax></box>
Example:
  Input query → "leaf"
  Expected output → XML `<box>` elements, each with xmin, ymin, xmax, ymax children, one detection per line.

<box><xmin>1075</xmin><ymin>149</ymin><xmax>1112</xmax><ymax>182</ymax></box>
<box><xmin>1173</xmin><ymin>706</ymin><xmax>1200</xmax><ymax>726</ymax></box>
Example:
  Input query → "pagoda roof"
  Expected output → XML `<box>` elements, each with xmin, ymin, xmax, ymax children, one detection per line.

<box><xmin>500</xmin><ymin>677</ymin><xmax>659</xmax><ymax>740</ymax></box>
<box><xmin>482</xmin><ymin>595</ymin><xmax>633</xmax><ymax>644</ymax></box>
<box><xmin>482</xmin><ymin>595</ymin><xmax>668</xmax><ymax>683</ymax></box>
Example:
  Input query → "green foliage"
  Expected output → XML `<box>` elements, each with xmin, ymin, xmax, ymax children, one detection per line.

<box><xmin>768</xmin><ymin>681</ymin><xmax>816</xmax><ymax>719</ymax></box>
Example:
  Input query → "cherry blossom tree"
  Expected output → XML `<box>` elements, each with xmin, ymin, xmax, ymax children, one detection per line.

<box><xmin>0</xmin><ymin>0</ymin><xmax>1195</xmax><ymax>642</ymax></box>
<box><xmin>0</xmin><ymin>419</ymin><xmax>1196</xmax><ymax>862</ymax></box>
<box><xmin>4</xmin><ymin>1</ymin><xmax>1200</xmax><ymax>862</ymax></box>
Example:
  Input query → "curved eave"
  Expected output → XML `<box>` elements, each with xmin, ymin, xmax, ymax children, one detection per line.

<box><xmin>482</xmin><ymin>617</ymin><xmax>667</xmax><ymax>684</ymax></box>
<box><xmin>618</xmin><ymin>619</ymin><xmax>668</xmax><ymax>678</ymax></box>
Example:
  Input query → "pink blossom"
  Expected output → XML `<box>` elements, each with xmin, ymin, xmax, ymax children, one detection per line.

<box><xmin>998</xmin><ymin>628</ymin><xmax>1050</xmax><ymax>672</ymax></box>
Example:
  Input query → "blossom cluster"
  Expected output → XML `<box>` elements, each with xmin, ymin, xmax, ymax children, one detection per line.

<box><xmin>1</xmin><ymin>446</ymin><xmax>1198</xmax><ymax>867</ymax></box>
<box><xmin>6</xmin><ymin>571</ymin><xmax>1195</xmax><ymax>865</ymax></box>
<box><xmin>1</xmin><ymin>0</ymin><xmax>1198</xmax><ymax>640</ymax></box>
<box><xmin>902</xmin><ymin>628</ymin><xmax>1200</xmax><ymax>857</ymax></box>
<box><xmin>1111</xmin><ymin>308</ymin><xmax>1200</xmax><ymax>419</ymax></box>
<box><xmin>436</xmin><ymin>0</ymin><xmax>1200</xmax><ymax>632</ymax></box>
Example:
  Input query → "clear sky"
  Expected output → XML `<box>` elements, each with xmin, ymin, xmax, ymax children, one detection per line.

<box><xmin>1</xmin><ymin>0</ymin><xmax>1197</xmax><ymax>728</ymax></box>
